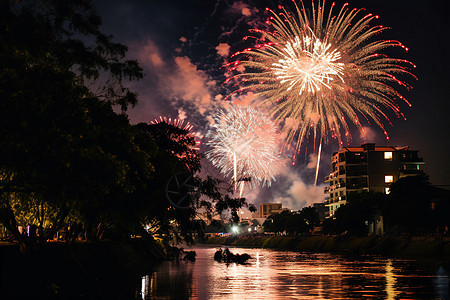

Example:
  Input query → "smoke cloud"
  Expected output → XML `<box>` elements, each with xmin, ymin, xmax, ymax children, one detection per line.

<box><xmin>242</xmin><ymin>155</ymin><xmax>327</xmax><ymax>212</ymax></box>
<box><xmin>114</xmin><ymin>3</ymin><xmax>329</xmax><ymax>214</ymax></box>
<box><xmin>216</xmin><ymin>43</ymin><xmax>231</xmax><ymax>57</ymax></box>
<box><xmin>360</xmin><ymin>126</ymin><xmax>377</xmax><ymax>142</ymax></box>
<box><xmin>126</xmin><ymin>38</ymin><xmax>230</xmax><ymax>133</ymax></box>
<box><xmin>230</xmin><ymin>1</ymin><xmax>253</xmax><ymax>17</ymax></box>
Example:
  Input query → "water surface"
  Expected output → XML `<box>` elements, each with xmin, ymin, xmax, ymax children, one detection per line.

<box><xmin>139</xmin><ymin>247</ymin><xmax>449</xmax><ymax>299</ymax></box>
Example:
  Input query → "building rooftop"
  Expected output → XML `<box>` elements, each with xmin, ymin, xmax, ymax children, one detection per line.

<box><xmin>333</xmin><ymin>143</ymin><xmax>410</xmax><ymax>155</ymax></box>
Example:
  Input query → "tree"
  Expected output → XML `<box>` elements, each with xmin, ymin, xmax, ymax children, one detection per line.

<box><xmin>262</xmin><ymin>213</ymin><xmax>283</xmax><ymax>234</ymax></box>
<box><xmin>334</xmin><ymin>192</ymin><xmax>386</xmax><ymax>236</ymax></box>
<box><xmin>0</xmin><ymin>0</ymin><xmax>144</xmax><ymax>250</ymax></box>
<box><xmin>262</xmin><ymin>207</ymin><xmax>320</xmax><ymax>235</ymax></box>
<box><xmin>0</xmin><ymin>0</ymin><xmax>252</xmax><ymax>250</ymax></box>
<box><xmin>0</xmin><ymin>0</ymin><xmax>142</xmax><ymax>110</ymax></box>
<box><xmin>251</xmin><ymin>219</ymin><xmax>260</xmax><ymax>226</ymax></box>
<box><xmin>298</xmin><ymin>206</ymin><xmax>320</xmax><ymax>231</ymax></box>
<box><xmin>133</xmin><ymin>122</ymin><xmax>255</xmax><ymax>244</ymax></box>
<box><xmin>383</xmin><ymin>173</ymin><xmax>433</xmax><ymax>235</ymax></box>
<box><xmin>205</xmin><ymin>220</ymin><xmax>226</xmax><ymax>233</ymax></box>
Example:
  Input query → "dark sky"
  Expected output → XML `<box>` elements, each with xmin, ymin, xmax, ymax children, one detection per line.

<box><xmin>93</xmin><ymin>0</ymin><xmax>450</xmax><ymax>197</ymax></box>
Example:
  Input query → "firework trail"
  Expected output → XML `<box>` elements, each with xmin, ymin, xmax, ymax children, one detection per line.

<box><xmin>226</xmin><ymin>0</ymin><xmax>416</xmax><ymax>172</ymax></box>
<box><xmin>206</xmin><ymin>106</ymin><xmax>281</xmax><ymax>197</ymax></box>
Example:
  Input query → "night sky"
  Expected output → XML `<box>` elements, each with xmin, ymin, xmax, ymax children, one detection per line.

<box><xmin>93</xmin><ymin>0</ymin><xmax>450</xmax><ymax>208</ymax></box>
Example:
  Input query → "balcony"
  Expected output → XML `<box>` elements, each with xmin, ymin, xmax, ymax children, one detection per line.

<box><xmin>346</xmin><ymin>183</ymin><xmax>368</xmax><ymax>190</ymax></box>
<box><xmin>324</xmin><ymin>185</ymin><xmax>337</xmax><ymax>193</ymax></box>
<box><xmin>400</xmin><ymin>169</ymin><xmax>424</xmax><ymax>175</ymax></box>
<box><xmin>399</xmin><ymin>152</ymin><xmax>424</xmax><ymax>163</ymax></box>
<box><xmin>325</xmin><ymin>171</ymin><xmax>338</xmax><ymax>181</ymax></box>
<box><xmin>325</xmin><ymin>196</ymin><xmax>346</xmax><ymax>205</ymax></box>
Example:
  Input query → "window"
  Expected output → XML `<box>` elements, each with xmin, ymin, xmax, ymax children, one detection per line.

<box><xmin>385</xmin><ymin>175</ymin><xmax>394</xmax><ymax>183</ymax></box>
<box><xmin>384</xmin><ymin>151</ymin><xmax>393</xmax><ymax>160</ymax></box>
<box><xmin>385</xmin><ymin>187</ymin><xmax>390</xmax><ymax>194</ymax></box>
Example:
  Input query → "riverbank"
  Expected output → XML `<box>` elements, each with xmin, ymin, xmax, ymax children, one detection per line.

<box><xmin>0</xmin><ymin>238</ymin><xmax>165</xmax><ymax>299</ymax></box>
<box><xmin>204</xmin><ymin>235</ymin><xmax>450</xmax><ymax>259</ymax></box>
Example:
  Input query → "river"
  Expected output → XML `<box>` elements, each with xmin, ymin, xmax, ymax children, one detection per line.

<box><xmin>138</xmin><ymin>246</ymin><xmax>449</xmax><ymax>299</ymax></box>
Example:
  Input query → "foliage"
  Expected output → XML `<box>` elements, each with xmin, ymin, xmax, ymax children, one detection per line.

<box><xmin>134</xmin><ymin>122</ymin><xmax>254</xmax><ymax>244</ymax></box>
<box><xmin>0</xmin><ymin>0</ymin><xmax>143</xmax><ymax>110</ymax></box>
<box><xmin>383</xmin><ymin>173</ymin><xmax>433</xmax><ymax>235</ymax></box>
<box><xmin>204</xmin><ymin>220</ymin><xmax>227</xmax><ymax>233</ymax></box>
<box><xmin>333</xmin><ymin>192</ymin><xmax>386</xmax><ymax>236</ymax></box>
<box><xmin>0</xmin><ymin>0</ymin><xmax>145</xmax><ymax>248</ymax></box>
<box><xmin>262</xmin><ymin>206</ymin><xmax>320</xmax><ymax>235</ymax></box>
<box><xmin>251</xmin><ymin>219</ymin><xmax>260</xmax><ymax>226</ymax></box>
<box><xmin>0</xmin><ymin>0</ymin><xmax>253</xmax><ymax>252</ymax></box>
<box><xmin>323</xmin><ymin>176</ymin><xmax>440</xmax><ymax>237</ymax></box>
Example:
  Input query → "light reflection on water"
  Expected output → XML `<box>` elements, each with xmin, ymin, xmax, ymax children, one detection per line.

<box><xmin>140</xmin><ymin>247</ymin><xmax>449</xmax><ymax>300</ymax></box>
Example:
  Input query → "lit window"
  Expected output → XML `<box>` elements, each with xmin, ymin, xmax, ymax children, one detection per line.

<box><xmin>385</xmin><ymin>187</ymin><xmax>390</xmax><ymax>194</ymax></box>
<box><xmin>385</xmin><ymin>175</ymin><xmax>394</xmax><ymax>183</ymax></box>
<box><xmin>384</xmin><ymin>152</ymin><xmax>393</xmax><ymax>160</ymax></box>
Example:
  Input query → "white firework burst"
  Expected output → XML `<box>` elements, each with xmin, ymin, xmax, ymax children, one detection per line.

<box><xmin>206</xmin><ymin>105</ymin><xmax>281</xmax><ymax>196</ymax></box>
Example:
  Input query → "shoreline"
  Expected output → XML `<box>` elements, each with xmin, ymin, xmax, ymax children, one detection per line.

<box><xmin>0</xmin><ymin>239</ymin><xmax>165</xmax><ymax>299</ymax></box>
<box><xmin>202</xmin><ymin>235</ymin><xmax>450</xmax><ymax>260</ymax></box>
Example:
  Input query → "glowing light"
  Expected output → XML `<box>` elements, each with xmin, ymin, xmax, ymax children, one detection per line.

<box><xmin>151</xmin><ymin>116</ymin><xmax>200</xmax><ymax>158</ymax></box>
<box><xmin>385</xmin><ymin>175</ymin><xmax>394</xmax><ymax>183</ymax></box>
<box><xmin>272</xmin><ymin>35</ymin><xmax>344</xmax><ymax>94</ymax></box>
<box><xmin>151</xmin><ymin>116</ymin><xmax>193</xmax><ymax>131</ymax></box>
<box><xmin>206</xmin><ymin>106</ymin><xmax>281</xmax><ymax>196</ymax></box>
<box><xmin>228</xmin><ymin>0</ymin><xmax>416</xmax><ymax>154</ymax></box>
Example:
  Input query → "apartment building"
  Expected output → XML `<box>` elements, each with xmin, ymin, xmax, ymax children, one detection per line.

<box><xmin>324</xmin><ymin>143</ymin><xmax>424</xmax><ymax>217</ymax></box>
<box><xmin>259</xmin><ymin>203</ymin><xmax>285</xmax><ymax>218</ymax></box>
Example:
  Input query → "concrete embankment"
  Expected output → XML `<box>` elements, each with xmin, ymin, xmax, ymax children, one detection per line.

<box><xmin>204</xmin><ymin>235</ymin><xmax>450</xmax><ymax>259</ymax></box>
<box><xmin>0</xmin><ymin>239</ymin><xmax>165</xmax><ymax>299</ymax></box>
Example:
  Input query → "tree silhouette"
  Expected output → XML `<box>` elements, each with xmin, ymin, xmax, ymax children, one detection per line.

<box><xmin>384</xmin><ymin>173</ymin><xmax>433</xmax><ymax>236</ymax></box>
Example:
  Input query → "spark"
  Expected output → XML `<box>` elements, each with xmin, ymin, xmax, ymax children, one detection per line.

<box><xmin>272</xmin><ymin>34</ymin><xmax>345</xmax><ymax>94</ymax></box>
<box><xmin>206</xmin><ymin>106</ymin><xmax>281</xmax><ymax>196</ymax></box>
<box><xmin>314</xmin><ymin>141</ymin><xmax>322</xmax><ymax>186</ymax></box>
<box><xmin>151</xmin><ymin>116</ymin><xmax>194</xmax><ymax>132</ymax></box>
<box><xmin>228</xmin><ymin>0</ymin><xmax>416</xmax><ymax>156</ymax></box>
<box><xmin>151</xmin><ymin>116</ymin><xmax>200</xmax><ymax>153</ymax></box>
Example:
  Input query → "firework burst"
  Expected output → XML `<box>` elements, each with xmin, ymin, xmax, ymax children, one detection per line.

<box><xmin>151</xmin><ymin>116</ymin><xmax>194</xmax><ymax>132</ymax></box>
<box><xmin>206</xmin><ymin>106</ymin><xmax>281</xmax><ymax>196</ymax></box>
<box><xmin>151</xmin><ymin>116</ymin><xmax>200</xmax><ymax>160</ymax></box>
<box><xmin>227</xmin><ymin>0</ymin><xmax>417</xmax><ymax>156</ymax></box>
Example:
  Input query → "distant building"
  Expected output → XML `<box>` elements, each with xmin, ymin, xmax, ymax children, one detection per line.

<box><xmin>259</xmin><ymin>203</ymin><xmax>285</xmax><ymax>218</ymax></box>
<box><xmin>324</xmin><ymin>143</ymin><xmax>424</xmax><ymax>217</ymax></box>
